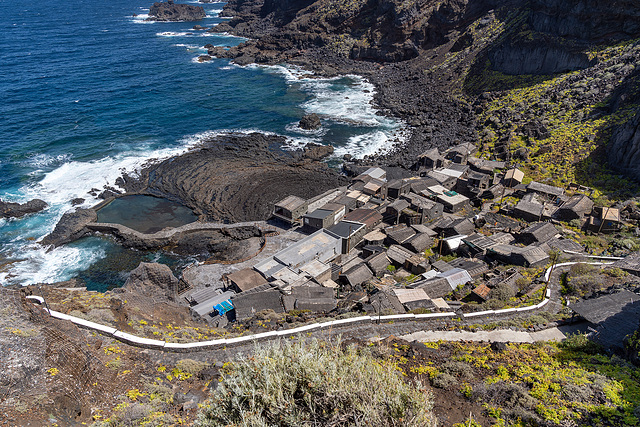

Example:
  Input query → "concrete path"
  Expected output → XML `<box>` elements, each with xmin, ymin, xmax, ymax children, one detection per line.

<box><xmin>401</xmin><ymin>327</ymin><xmax>567</xmax><ymax>343</ymax></box>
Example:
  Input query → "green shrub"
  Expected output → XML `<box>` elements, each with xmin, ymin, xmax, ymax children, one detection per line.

<box><xmin>559</xmin><ymin>333</ymin><xmax>603</xmax><ymax>355</ymax></box>
<box><xmin>569</xmin><ymin>263</ymin><xmax>597</xmax><ymax>276</ymax></box>
<box><xmin>604</xmin><ymin>267</ymin><xmax>629</xmax><ymax>278</ymax></box>
<box><xmin>195</xmin><ymin>339</ymin><xmax>436</xmax><ymax>427</ymax></box>
<box><xmin>176</xmin><ymin>359</ymin><xmax>208</xmax><ymax>376</ymax></box>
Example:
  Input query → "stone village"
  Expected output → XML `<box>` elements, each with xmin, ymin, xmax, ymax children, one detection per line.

<box><xmin>175</xmin><ymin>142</ymin><xmax>640</xmax><ymax>340</ymax></box>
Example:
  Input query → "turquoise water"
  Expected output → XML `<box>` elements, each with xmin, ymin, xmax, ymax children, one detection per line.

<box><xmin>0</xmin><ymin>0</ymin><xmax>405</xmax><ymax>289</ymax></box>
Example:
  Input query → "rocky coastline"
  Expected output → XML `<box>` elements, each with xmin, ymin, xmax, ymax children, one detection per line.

<box><xmin>205</xmin><ymin>0</ymin><xmax>640</xmax><ymax>183</ymax></box>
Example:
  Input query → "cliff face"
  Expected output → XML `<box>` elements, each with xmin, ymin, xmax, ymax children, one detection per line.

<box><xmin>610</xmin><ymin>110</ymin><xmax>640</xmax><ymax>181</ymax></box>
<box><xmin>220</xmin><ymin>0</ymin><xmax>639</xmax><ymax>70</ymax></box>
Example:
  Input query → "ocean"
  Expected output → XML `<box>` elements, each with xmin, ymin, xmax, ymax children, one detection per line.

<box><xmin>0</xmin><ymin>0</ymin><xmax>405</xmax><ymax>290</ymax></box>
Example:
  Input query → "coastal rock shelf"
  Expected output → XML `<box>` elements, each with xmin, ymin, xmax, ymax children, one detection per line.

<box><xmin>118</xmin><ymin>132</ymin><xmax>348</xmax><ymax>222</ymax></box>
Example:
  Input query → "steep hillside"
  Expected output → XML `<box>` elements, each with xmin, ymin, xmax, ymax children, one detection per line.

<box><xmin>212</xmin><ymin>0</ymin><xmax>640</xmax><ymax>193</ymax></box>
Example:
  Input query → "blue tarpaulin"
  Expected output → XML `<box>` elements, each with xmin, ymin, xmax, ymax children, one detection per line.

<box><xmin>214</xmin><ymin>300</ymin><xmax>234</xmax><ymax>315</ymax></box>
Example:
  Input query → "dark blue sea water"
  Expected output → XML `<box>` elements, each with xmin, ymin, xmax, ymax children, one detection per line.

<box><xmin>0</xmin><ymin>0</ymin><xmax>404</xmax><ymax>289</ymax></box>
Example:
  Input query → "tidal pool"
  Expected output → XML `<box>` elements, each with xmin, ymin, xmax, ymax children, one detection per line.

<box><xmin>96</xmin><ymin>195</ymin><xmax>197</xmax><ymax>234</ymax></box>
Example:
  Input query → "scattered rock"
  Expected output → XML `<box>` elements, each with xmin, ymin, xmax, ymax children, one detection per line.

<box><xmin>303</xmin><ymin>143</ymin><xmax>334</xmax><ymax>160</ymax></box>
<box><xmin>70</xmin><ymin>198</ymin><xmax>85</xmax><ymax>206</ymax></box>
<box><xmin>299</xmin><ymin>113</ymin><xmax>321</xmax><ymax>130</ymax></box>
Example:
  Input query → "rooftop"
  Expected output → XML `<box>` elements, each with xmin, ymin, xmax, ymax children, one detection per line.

<box><xmin>275</xmin><ymin>195</ymin><xmax>307</xmax><ymax>211</ymax></box>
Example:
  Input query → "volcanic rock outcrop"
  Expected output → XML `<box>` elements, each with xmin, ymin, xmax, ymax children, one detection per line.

<box><xmin>147</xmin><ymin>1</ymin><xmax>206</xmax><ymax>21</ymax></box>
<box><xmin>0</xmin><ymin>199</ymin><xmax>47</xmax><ymax>219</ymax></box>
<box><xmin>41</xmin><ymin>208</ymin><xmax>97</xmax><ymax>247</ymax></box>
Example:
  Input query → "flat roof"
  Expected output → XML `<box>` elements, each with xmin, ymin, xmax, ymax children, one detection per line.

<box><xmin>275</xmin><ymin>195</ymin><xmax>306</xmax><ymax>210</ymax></box>
<box><xmin>327</xmin><ymin>220</ymin><xmax>365</xmax><ymax>238</ymax></box>
<box><xmin>363</xmin><ymin>167</ymin><xmax>386</xmax><ymax>180</ymax></box>
<box><xmin>304</xmin><ymin>208</ymin><xmax>333</xmax><ymax>220</ymax></box>
<box><xmin>274</xmin><ymin>229</ymin><xmax>341</xmax><ymax>267</ymax></box>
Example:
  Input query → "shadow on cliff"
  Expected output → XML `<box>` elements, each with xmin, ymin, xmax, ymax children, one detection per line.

<box><xmin>574</xmin><ymin>66</ymin><xmax>640</xmax><ymax>198</ymax></box>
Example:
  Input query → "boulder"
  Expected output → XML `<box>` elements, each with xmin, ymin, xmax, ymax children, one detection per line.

<box><xmin>123</xmin><ymin>262</ymin><xmax>179</xmax><ymax>301</ymax></box>
<box><xmin>299</xmin><ymin>113</ymin><xmax>321</xmax><ymax>130</ymax></box>
<box><xmin>41</xmin><ymin>208</ymin><xmax>97</xmax><ymax>247</ymax></box>
<box><xmin>147</xmin><ymin>1</ymin><xmax>206</xmax><ymax>22</ymax></box>
<box><xmin>0</xmin><ymin>199</ymin><xmax>47</xmax><ymax>219</ymax></box>
<box><xmin>303</xmin><ymin>143</ymin><xmax>334</xmax><ymax>160</ymax></box>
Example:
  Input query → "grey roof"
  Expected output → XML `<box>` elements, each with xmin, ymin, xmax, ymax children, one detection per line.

<box><xmin>299</xmin><ymin>259</ymin><xmax>331</xmax><ymax>279</ymax></box>
<box><xmin>463</xmin><ymin>233</ymin><xmax>498</xmax><ymax>252</ymax></box>
<box><xmin>386</xmin><ymin>225</ymin><xmax>416</xmax><ymax>244</ymax></box>
<box><xmin>254</xmin><ymin>257</ymin><xmax>288</xmax><ymax>279</ymax></box>
<box><xmin>448</xmin><ymin>258</ymin><xmax>488</xmax><ymax>277</ymax></box>
<box><xmin>490</xmin><ymin>232</ymin><xmax>516</xmax><ymax>245</ymax></box>
<box><xmin>545</xmin><ymin>237</ymin><xmax>585</xmax><ymax>253</ymax></box>
<box><xmin>403</xmin><ymin>233</ymin><xmax>434</xmax><ymax>253</ymax></box>
<box><xmin>387</xmin><ymin>199</ymin><xmax>411</xmax><ymax>212</ymax></box>
<box><xmin>559</xmin><ymin>194</ymin><xmax>594</xmax><ymax>214</ymax></box>
<box><xmin>386</xmin><ymin>244</ymin><xmax>416</xmax><ymax>265</ymax></box>
<box><xmin>419</xmin><ymin>148</ymin><xmax>443</xmax><ymax>159</ymax></box>
<box><xmin>527</xmin><ymin>181</ymin><xmax>564</xmax><ymax>197</ymax></box>
<box><xmin>611</xmin><ymin>252</ymin><xmax>640</xmax><ymax>276</ymax></box>
<box><xmin>188</xmin><ymin>287</ymin><xmax>223</xmax><ymax>305</ymax></box>
<box><xmin>388</xmin><ymin>178</ymin><xmax>410</xmax><ymax>190</ymax></box>
<box><xmin>518</xmin><ymin>244</ymin><xmax>551</xmax><ymax>267</ymax></box>
<box><xmin>401</xmin><ymin>193</ymin><xmax>439</xmax><ymax>210</ymax></box>
<box><xmin>369</xmin><ymin>291</ymin><xmax>405</xmax><ymax>314</ymax></box>
<box><xmin>275</xmin><ymin>195</ymin><xmax>307</xmax><ymax>211</ymax></box>
<box><xmin>304</xmin><ymin>208</ymin><xmax>333</xmax><ymax>220</ymax></box>
<box><xmin>570</xmin><ymin>290</ymin><xmax>640</xmax><ymax>349</ymax></box>
<box><xmin>437</xmin><ymin>268</ymin><xmax>473</xmax><ymax>289</ymax></box>
<box><xmin>366</xmin><ymin>252</ymin><xmax>391</xmax><ymax>276</ymax></box>
<box><xmin>431</xmin><ymin>260</ymin><xmax>454</xmax><ymax>273</ymax></box>
<box><xmin>411</xmin><ymin>224</ymin><xmax>437</xmax><ymax>237</ymax></box>
<box><xmin>519</xmin><ymin>222</ymin><xmax>557</xmax><ymax>243</ymax></box>
<box><xmin>291</xmin><ymin>286</ymin><xmax>335</xmax><ymax>300</ymax></box>
<box><xmin>446</xmin><ymin>218</ymin><xmax>475</xmax><ymax>236</ymax></box>
<box><xmin>233</xmin><ymin>290</ymin><xmax>283</xmax><ymax>320</ymax></box>
<box><xmin>274</xmin><ymin>229</ymin><xmax>341</xmax><ymax>267</ymax></box>
<box><xmin>410</xmin><ymin>277</ymin><xmax>454</xmax><ymax>298</ymax></box>
<box><xmin>569</xmin><ymin>289</ymin><xmax>640</xmax><ymax>327</ymax></box>
<box><xmin>514</xmin><ymin>200</ymin><xmax>544</xmax><ymax>218</ymax></box>
<box><xmin>340</xmin><ymin>263</ymin><xmax>374</xmax><ymax>286</ymax></box>
<box><xmin>482</xmin><ymin>212</ymin><xmax>523</xmax><ymax>231</ymax></box>
<box><xmin>362</xmin><ymin>167</ymin><xmax>387</xmax><ymax>181</ymax></box>
<box><xmin>327</xmin><ymin>220</ymin><xmax>365</xmax><ymax>238</ymax></box>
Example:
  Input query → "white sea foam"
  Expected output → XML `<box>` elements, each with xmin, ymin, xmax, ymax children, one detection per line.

<box><xmin>24</xmin><ymin>153</ymin><xmax>73</xmax><ymax>168</ymax></box>
<box><xmin>3</xmin><ymin>242</ymin><xmax>106</xmax><ymax>286</ymax></box>
<box><xmin>157</xmin><ymin>31</ymin><xmax>193</xmax><ymax>37</ymax></box>
<box><xmin>173</xmin><ymin>43</ymin><xmax>203</xmax><ymax>50</ymax></box>
<box><xmin>131</xmin><ymin>13</ymin><xmax>153</xmax><ymax>24</ymax></box>
<box><xmin>0</xmin><ymin>135</ymin><xmax>213</xmax><ymax>286</ymax></box>
<box><xmin>258</xmin><ymin>64</ymin><xmax>407</xmax><ymax>158</ymax></box>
